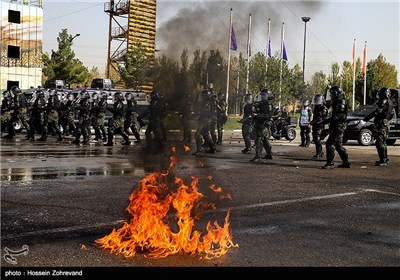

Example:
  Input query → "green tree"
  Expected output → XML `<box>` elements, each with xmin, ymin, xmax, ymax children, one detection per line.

<box><xmin>42</xmin><ymin>29</ymin><xmax>89</xmax><ymax>86</ymax></box>
<box><xmin>118</xmin><ymin>41</ymin><xmax>153</xmax><ymax>90</ymax></box>
<box><xmin>308</xmin><ymin>71</ymin><xmax>328</xmax><ymax>99</ymax></box>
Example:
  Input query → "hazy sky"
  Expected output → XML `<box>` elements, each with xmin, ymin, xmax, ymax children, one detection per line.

<box><xmin>42</xmin><ymin>0</ymin><xmax>400</xmax><ymax>82</ymax></box>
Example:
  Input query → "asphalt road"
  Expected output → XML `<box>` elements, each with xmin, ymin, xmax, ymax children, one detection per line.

<box><xmin>1</xmin><ymin>131</ymin><xmax>399</xmax><ymax>276</ymax></box>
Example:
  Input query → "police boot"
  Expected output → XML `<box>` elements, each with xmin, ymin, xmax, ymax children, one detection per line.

<box><xmin>37</xmin><ymin>133</ymin><xmax>47</xmax><ymax>141</ymax></box>
<box><xmin>57</xmin><ymin>132</ymin><xmax>63</xmax><ymax>142</ymax></box>
<box><xmin>338</xmin><ymin>152</ymin><xmax>351</xmax><ymax>168</ymax></box>
<box><xmin>375</xmin><ymin>148</ymin><xmax>388</xmax><ymax>166</ymax></box>
<box><xmin>322</xmin><ymin>149</ymin><xmax>335</xmax><ymax>169</ymax></box>
<box><xmin>250</xmin><ymin>141</ymin><xmax>262</xmax><ymax>162</ymax></box>
<box><xmin>121</xmin><ymin>133</ymin><xmax>131</xmax><ymax>145</ymax></box>
<box><xmin>103</xmin><ymin>133</ymin><xmax>114</xmax><ymax>146</ymax></box>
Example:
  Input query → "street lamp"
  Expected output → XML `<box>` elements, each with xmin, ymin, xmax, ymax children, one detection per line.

<box><xmin>301</xmin><ymin>17</ymin><xmax>310</xmax><ymax>87</ymax></box>
<box><xmin>70</xmin><ymin>33</ymin><xmax>80</xmax><ymax>42</ymax></box>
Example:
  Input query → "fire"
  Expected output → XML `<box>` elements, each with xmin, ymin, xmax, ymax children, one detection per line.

<box><xmin>183</xmin><ymin>144</ymin><xmax>190</xmax><ymax>152</ymax></box>
<box><xmin>95</xmin><ymin>147</ymin><xmax>238</xmax><ymax>259</ymax></box>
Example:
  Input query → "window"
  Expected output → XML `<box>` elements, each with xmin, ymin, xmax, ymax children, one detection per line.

<box><xmin>7</xmin><ymin>81</ymin><xmax>19</xmax><ymax>91</ymax></box>
<box><xmin>8</xmin><ymin>10</ymin><xmax>21</xmax><ymax>24</ymax></box>
<box><xmin>7</xmin><ymin>45</ymin><xmax>20</xmax><ymax>59</ymax></box>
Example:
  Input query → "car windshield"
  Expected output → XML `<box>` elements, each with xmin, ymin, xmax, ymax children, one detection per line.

<box><xmin>350</xmin><ymin>105</ymin><xmax>377</xmax><ymax>117</ymax></box>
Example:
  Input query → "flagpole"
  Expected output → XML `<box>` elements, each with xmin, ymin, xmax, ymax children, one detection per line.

<box><xmin>363</xmin><ymin>41</ymin><xmax>367</xmax><ymax>105</ymax></box>
<box><xmin>279</xmin><ymin>22</ymin><xmax>284</xmax><ymax>109</ymax></box>
<box><xmin>245</xmin><ymin>13</ymin><xmax>251</xmax><ymax>94</ymax></box>
<box><xmin>265</xmin><ymin>18</ymin><xmax>271</xmax><ymax>87</ymax></box>
<box><xmin>352</xmin><ymin>38</ymin><xmax>356</xmax><ymax>111</ymax></box>
<box><xmin>226</xmin><ymin>8</ymin><xmax>233</xmax><ymax>114</ymax></box>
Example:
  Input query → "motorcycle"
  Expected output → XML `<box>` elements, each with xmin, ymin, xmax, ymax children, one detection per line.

<box><xmin>270</xmin><ymin>115</ymin><xmax>297</xmax><ymax>141</ymax></box>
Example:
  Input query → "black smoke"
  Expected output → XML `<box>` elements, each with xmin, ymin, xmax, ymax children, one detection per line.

<box><xmin>156</xmin><ymin>0</ymin><xmax>324</xmax><ymax>61</ymax></box>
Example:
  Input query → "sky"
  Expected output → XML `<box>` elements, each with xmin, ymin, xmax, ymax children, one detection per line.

<box><xmin>42</xmin><ymin>0</ymin><xmax>400</xmax><ymax>82</ymax></box>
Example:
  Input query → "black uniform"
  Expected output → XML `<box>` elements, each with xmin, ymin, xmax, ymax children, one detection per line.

<box><xmin>124</xmin><ymin>93</ymin><xmax>141</xmax><ymax>144</ymax></box>
<box><xmin>104</xmin><ymin>92</ymin><xmax>130</xmax><ymax>146</ymax></box>
<box><xmin>139</xmin><ymin>91</ymin><xmax>165</xmax><ymax>149</ymax></box>
<box><xmin>179</xmin><ymin>93</ymin><xmax>194</xmax><ymax>144</ymax></box>
<box><xmin>28</xmin><ymin>91</ymin><xmax>46</xmax><ymax>141</ymax></box>
<box><xmin>321</xmin><ymin>86</ymin><xmax>351</xmax><ymax>169</ymax></box>
<box><xmin>72</xmin><ymin>91</ymin><xmax>92</xmax><ymax>145</ymax></box>
<box><xmin>59</xmin><ymin>93</ymin><xmax>76</xmax><ymax>137</ymax></box>
<box><xmin>363</xmin><ymin>87</ymin><xmax>394</xmax><ymax>166</ymax></box>
<box><xmin>1</xmin><ymin>91</ymin><xmax>13</xmax><ymax>136</ymax></box>
<box><xmin>311</xmin><ymin>94</ymin><xmax>328</xmax><ymax>159</ymax></box>
<box><xmin>239</xmin><ymin>94</ymin><xmax>255</xmax><ymax>153</ymax></box>
<box><xmin>216</xmin><ymin>93</ymin><xmax>228</xmax><ymax>145</ymax></box>
<box><xmin>192</xmin><ymin>90</ymin><xmax>216</xmax><ymax>155</ymax></box>
<box><xmin>251</xmin><ymin>88</ymin><xmax>274</xmax><ymax>162</ymax></box>
<box><xmin>39</xmin><ymin>91</ymin><xmax>62</xmax><ymax>141</ymax></box>
<box><xmin>91</xmin><ymin>93</ymin><xmax>107</xmax><ymax>141</ymax></box>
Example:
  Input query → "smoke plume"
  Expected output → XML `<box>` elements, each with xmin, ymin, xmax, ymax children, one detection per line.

<box><xmin>156</xmin><ymin>1</ymin><xmax>324</xmax><ymax>61</ymax></box>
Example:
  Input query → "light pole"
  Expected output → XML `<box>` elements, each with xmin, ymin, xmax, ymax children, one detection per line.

<box><xmin>70</xmin><ymin>33</ymin><xmax>80</xmax><ymax>42</ymax></box>
<box><xmin>301</xmin><ymin>17</ymin><xmax>310</xmax><ymax>92</ymax></box>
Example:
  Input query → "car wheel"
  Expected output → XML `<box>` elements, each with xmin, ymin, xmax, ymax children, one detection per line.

<box><xmin>357</xmin><ymin>128</ymin><xmax>374</xmax><ymax>146</ymax></box>
<box><xmin>386</xmin><ymin>139</ymin><xmax>396</xmax><ymax>145</ymax></box>
<box><xmin>285</xmin><ymin>128</ymin><xmax>296</xmax><ymax>141</ymax></box>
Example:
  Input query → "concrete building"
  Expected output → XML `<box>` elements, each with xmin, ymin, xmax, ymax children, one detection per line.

<box><xmin>0</xmin><ymin>0</ymin><xmax>43</xmax><ymax>91</ymax></box>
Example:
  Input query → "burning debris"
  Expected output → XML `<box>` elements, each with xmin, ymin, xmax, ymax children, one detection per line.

<box><xmin>95</xmin><ymin>146</ymin><xmax>238</xmax><ymax>259</ymax></box>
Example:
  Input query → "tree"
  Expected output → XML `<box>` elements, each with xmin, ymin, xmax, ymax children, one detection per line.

<box><xmin>42</xmin><ymin>29</ymin><xmax>89</xmax><ymax>86</ymax></box>
<box><xmin>118</xmin><ymin>41</ymin><xmax>153</xmax><ymax>90</ymax></box>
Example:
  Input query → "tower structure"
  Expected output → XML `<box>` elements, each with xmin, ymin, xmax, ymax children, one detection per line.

<box><xmin>105</xmin><ymin>0</ymin><xmax>156</xmax><ymax>92</ymax></box>
<box><xmin>0</xmin><ymin>0</ymin><xmax>43</xmax><ymax>91</ymax></box>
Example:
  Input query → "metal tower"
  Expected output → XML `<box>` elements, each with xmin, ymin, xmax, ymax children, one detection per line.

<box><xmin>104</xmin><ymin>0</ymin><xmax>156</xmax><ymax>91</ymax></box>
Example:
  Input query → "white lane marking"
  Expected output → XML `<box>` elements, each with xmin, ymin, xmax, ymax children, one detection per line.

<box><xmin>2</xmin><ymin>189</ymin><xmax>399</xmax><ymax>240</ymax></box>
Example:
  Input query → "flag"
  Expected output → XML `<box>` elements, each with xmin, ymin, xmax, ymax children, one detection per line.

<box><xmin>282</xmin><ymin>41</ymin><xmax>288</xmax><ymax>61</ymax></box>
<box><xmin>362</xmin><ymin>42</ymin><xmax>367</xmax><ymax>74</ymax></box>
<box><xmin>267</xmin><ymin>38</ymin><xmax>272</xmax><ymax>57</ymax></box>
<box><xmin>230</xmin><ymin>24</ymin><xmax>237</xmax><ymax>51</ymax></box>
<box><xmin>351</xmin><ymin>39</ymin><xmax>356</xmax><ymax>69</ymax></box>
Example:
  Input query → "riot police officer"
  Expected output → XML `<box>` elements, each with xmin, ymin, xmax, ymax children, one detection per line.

<box><xmin>38</xmin><ymin>89</ymin><xmax>62</xmax><ymax>141</ymax></box>
<box><xmin>362</xmin><ymin>87</ymin><xmax>394</xmax><ymax>166</ymax></box>
<box><xmin>192</xmin><ymin>89</ymin><xmax>216</xmax><ymax>155</ymax></box>
<box><xmin>216</xmin><ymin>92</ymin><xmax>228</xmax><ymax>145</ymax></box>
<box><xmin>124</xmin><ymin>92</ymin><xmax>141</xmax><ymax>144</ymax></box>
<box><xmin>72</xmin><ymin>90</ymin><xmax>92</xmax><ymax>145</ymax></box>
<box><xmin>104</xmin><ymin>91</ymin><xmax>130</xmax><ymax>146</ymax></box>
<box><xmin>238</xmin><ymin>93</ymin><xmax>255</xmax><ymax>154</ymax></box>
<box><xmin>139</xmin><ymin>91</ymin><xmax>165</xmax><ymax>149</ymax></box>
<box><xmin>299</xmin><ymin>99</ymin><xmax>313</xmax><ymax>147</ymax></box>
<box><xmin>12</xmin><ymin>86</ymin><xmax>31</xmax><ymax>139</ymax></box>
<box><xmin>91</xmin><ymin>92</ymin><xmax>107</xmax><ymax>141</ymax></box>
<box><xmin>310</xmin><ymin>94</ymin><xmax>328</xmax><ymax>159</ymax></box>
<box><xmin>59</xmin><ymin>92</ymin><xmax>76</xmax><ymax>137</ymax></box>
<box><xmin>178</xmin><ymin>93</ymin><xmax>194</xmax><ymax>144</ymax></box>
<box><xmin>320</xmin><ymin>85</ymin><xmax>351</xmax><ymax>169</ymax></box>
<box><xmin>251</xmin><ymin>88</ymin><xmax>274</xmax><ymax>162</ymax></box>
<box><xmin>28</xmin><ymin>89</ymin><xmax>46</xmax><ymax>141</ymax></box>
<box><xmin>1</xmin><ymin>91</ymin><xmax>13</xmax><ymax>136</ymax></box>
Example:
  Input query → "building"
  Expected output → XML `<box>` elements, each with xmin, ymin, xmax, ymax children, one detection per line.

<box><xmin>0</xmin><ymin>0</ymin><xmax>43</xmax><ymax>91</ymax></box>
<box><xmin>105</xmin><ymin>0</ymin><xmax>156</xmax><ymax>92</ymax></box>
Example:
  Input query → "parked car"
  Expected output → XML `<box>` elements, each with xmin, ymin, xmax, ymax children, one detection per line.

<box><xmin>343</xmin><ymin>89</ymin><xmax>400</xmax><ymax>145</ymax></box>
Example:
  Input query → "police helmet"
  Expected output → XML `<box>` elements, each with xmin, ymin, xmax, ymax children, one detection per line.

<box><xmin>49</xmin><ymin>89</ymin><xmax>56</xmax><ymax>96</ymax></box>
<box><xmin>92</xmin><ymin>92</ymin><xmax>99</xmax><ymax>100</ymax></box>
<box><xmin>113</xmin><ymin>91</ymin><xmax>124</xmax><ymax>101</ymax></box>
<box><xmin>312</xmin><ymin>94</ymin><xmax>325</xmax><ymax>106</ymax></box>
<box><xmin>67</xmin><ymin>92</ymin><xmax>74</xmax><ymax>101</ymax></box>
<box><xmin>281</xmin><ymin>105</ymin><xmax>287</xmax><ymax>112</ymax></box>
<box><xmin>243</xmin><ymin>93</ymin><xmax>253</xmax><ymax>104</ymax></box>
<box><xmin>80</xmin><ymin>90</ymin><xmax>89</xmax><ymax>99</ymax></box>
<box><xmin>10</xmin><ymin>86</ymin><xmax>22</xmax><ymax>95</ymax></box>
<box><xmin>217</xmin><ymin>92</ymin><xmax>225</xmax><ymax>101</ymax></box>
<box><xmin>125</xmin><ymin>92</ymin><xmax>133</xmax><ymax>101</ymax></box>
<box><xmin>302</xmin><ymin>99</ymin><xmax>310</xmax><ymax>106</ymax></box>
<box><xmin>2</xmin><ymin>90</ymin><xmax>11</xmax><ymax>99</ymax></box>
<box><xmin>100</xmin><ymin>92</ymin><xmax>108</xmax><ymax>100</ymax></box>
<box><xmin>37</xmin><ymin>90</ymin><xmax>45</xmax><ymax>98</ymax></box>
<box><xmin>376</xmin><ymin>87</ymin><xmax>390</xmax><ymax>100</ymax></box>
<box><xmin>328</xmin><ymin>85</ymin><xmax>344</xmax><ymax>101</ymax></box>
<box><xmin>260</xmin><ymin>88</ymin><xmax>273</xmax><ymax>101</ymax></box>
<box><xmin>199</xmin><ymin>89</ymin><xmax>211</xmax><ymax>102</ymax></box>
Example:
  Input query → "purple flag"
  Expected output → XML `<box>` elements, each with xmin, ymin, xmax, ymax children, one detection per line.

<box><xmin>230</xmin><ymin>24</ymin><xmax>238</xmax><ymax>51</ymax></box>
<box><xmin>282</xmin><ymin>40</ymin><xmax>288</xmax><ymax>61</ymax></box>
<box><xmin>267</xmin><ymin>38</ymin><xmax>272</xmax><ymax>57</ymax></box>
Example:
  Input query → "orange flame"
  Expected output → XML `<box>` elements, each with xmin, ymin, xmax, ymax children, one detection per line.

<box><xmin>183</xmin><ymin>144</ymin><xmax>190</xmax><ymax>152</ymax></box>
<box><xmin>95</xmin><ymin>147</ymin><xmax>238</xmax><ymax>259</ymax></box>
